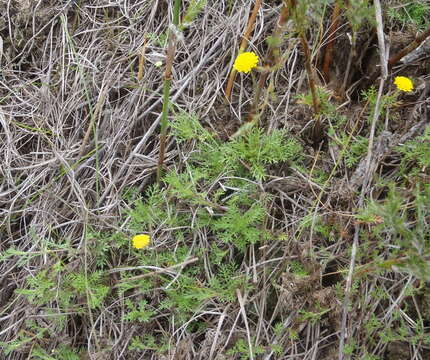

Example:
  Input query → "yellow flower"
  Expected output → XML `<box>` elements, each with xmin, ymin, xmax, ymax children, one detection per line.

<box><xmin>394</xmin><ymin>76</ymin><xmax>413</xmax><ymax>92</ymax></box>
<box><xmin>132</xmin><ymin>234</ymin><xmax>150</xmax><ymax>249</ymax></box>
<box><xmin>233</xmin><ymin>51</ymin><xmax>259</xmax><ymax>73</ymax></box>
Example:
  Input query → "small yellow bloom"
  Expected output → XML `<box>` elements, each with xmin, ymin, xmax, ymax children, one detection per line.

<box><xmin>233</xmin><ymin>51</ymin><xmax>259</xmax><ymax>74</ymax></box>
<box><xmin>132</xmin><ymin>234</ymin><xmax>150</xmax><ymax>249</ymax></box>
<box><xmin>394</xmin><ymin>76</ymin><xmax>413</xmax><ymax>92</ymax></box>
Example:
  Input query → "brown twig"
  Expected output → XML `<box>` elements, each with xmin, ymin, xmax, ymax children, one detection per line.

<box><xmin>388</xmin><ymin>25</ymin><xmax>430</xmax><ymax>66</ymax></box>
<box><xmin>225</xmin><ymin>0</ymin><xmax>262</xmax><ymax>101</ymax></box>
<box><xmin>367</xmin><ymin>25</ymin><xmax>430</xmax><ymax>85</ymax></box>
<box><xmin>266</xmin><ymin>3</ymin><xmax>291</xmax><ymax>67</ymax></box>
<box><xmin>322</xmin><ymin>1</ymin><xmax>341</xmax><ymax>83</ymax></box>
<box><xmin>339</xmin><ymin>32</ymin><xmax>356</xmax><ymax>97</ymax></box>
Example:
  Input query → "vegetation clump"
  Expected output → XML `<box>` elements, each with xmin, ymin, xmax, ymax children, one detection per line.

<box><xmin>1</xmin><ymin>0</ymin><xmax>430</xmax><ymax>359</ymax></box>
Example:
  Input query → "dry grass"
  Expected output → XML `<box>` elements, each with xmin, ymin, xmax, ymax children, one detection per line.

<box><xmin>1</xmin><ymin>1</ymin><xmax>430</xmax><ymax>359</ymax></box>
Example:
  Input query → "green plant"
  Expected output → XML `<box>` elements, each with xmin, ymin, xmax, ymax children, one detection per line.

<box><xmin>362</xmin><ymin>355</ymin><xmax>381</xmax><ymax>360</ymax></box>
<box><xmin>0</xmin><ymin>333</ymin><xmax>34</xmax><ymax>356</ymax></box>
<box><xmin>211</xmin><ymin>192</ymin><xmax>267</xmax><ymax>251</ymax></box>
<box><xmin>126</xmin><ymin>183</ymin><xmax>190</xmax><ymax>230</ymax></box>
<box><xmin>209</xmin><ymin>263</ymin><xmax>249</xmax><ymax>302</ymax></box>
<box><xmin>226</xmin><ymin>338</ymin><xmax>265</xmax><ymax>360</ymax></box>
<box><xmin>342</xmin><ymin>0</ymin><xmax>374</xmax><ymax>32</ymax></box>
<box><xmin>171</xmin><ymin>111</ymin><xmax>214</xmax><ymax>144</ymax></box>
<box><xmin>207</xmin><ymin>243</ymin><xmax>229</xmax><ymax>265</ymax></box>
<box><xmin>66</xmin><ymin>271</ymin><xmax>109</xmax><ymax>309</ymax></box>
<box><xmin>16</xmin><ymin>263</ymin><xmax>109</xmax><ymax>312</ymax></box>
<box><xmin>181</xmin><ymin>0</ymin><xmax>206</xmax><ymax>29</ymax></box>
<box><xmin>224</xmin><ymin>128</ymin><xmax>302</xmax><ymax>180</ymax></box>
<box><xmin>388</xmin><ymin>2</ymin><xmax>430</xmax><ymax>30</ymax></box>
<box><xmin>343</xmin><ymin>339</ymin><xmax>356</xmax><ymax>355</ymax></box>
<box><xmin>159</xmin><ymin>273</ymin><xmax>216</xmax><ymax>324</ymax></box>
<box><xmin>397</xmin><ymin>125</ymin><xmax>430</xmax><ymax>172</ymax></box>
<box><xmin>170</xmin><ymin>113</ymin><xmax>302</xmax><ymax>181</ymax></box>
<box><xmin>356</xmin><ymin>183</ymin><xmax>430</xmax><ymax>280</ymax></box>
<box><xmin>123</xmin><ymin>299</ymin><xmax>155</xmax><ymax>322</ymax></box>
<box><xmin>164</xmin><ymin>167</ymin><xmax>212</xmax><ymax>206</ymax></box>
<box><xmin>128</xmin><ymin>335</ymin><xmax>170</xmax><ymax>353</ymax></box>
<box><xmin>30</xmin><ymin>344</ymin><xmax>81</xmax><ymax>360</ymax></box>
<box><xmin>290</xmin><ymin>260</ymin><xmax>309</xmax><ymax>277</ymax></box>
<box><xmin>298</xmin><ymin>306</ymin><xmax>330</xmax><ymax>324</ymax></box>
<box><xmin>148</xmin><ymin>32</ymin><xmax>168</xmax><ymax>48</ymax></box>
<box><xmin>288</xmin><ymin>329</ymin><xmax>299</xmax><ymax>340</ymax></box>
<box><xmin>15</xmin><ymin>268</ymin><xmax>58</xmax><ymax>306</ymax></box>
<box><xmin>296</xmin><ymin>86</ymin><xmax>336</xmax><ymax>117</ymax></box>
<box><xmin>86</xmin><ymin>228</ymin><xmax>126</xmax><ymax>269</ymax></box>
<box><xmin>271</xmin><ymin>343</ymin><xmax>283</xmax><ymax>356</ymax></box>
<box><xmin>0</xmin><ymin>320</ymin><xmax>81</xmax><ymax>357</ymax></box>
<box><xmin>361</xmin><ymin>86</ymin><xmax>399</xmax><ymax>122</ymax></box>
<box><xmin>343</xmin><ymin>135</ymin><xmax>369</xmax><ymax>168</ymax></box>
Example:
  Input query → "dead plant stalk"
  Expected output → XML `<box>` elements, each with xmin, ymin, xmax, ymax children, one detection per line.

<box><xmin>322</xmin><ymin>1</ymin><xmax>341</xmax><ymax>83</ymax></box>
<box><xmin>157</xmin><ymin>0</ymin><xmax>181</xmax><ymax>183</ymax></box>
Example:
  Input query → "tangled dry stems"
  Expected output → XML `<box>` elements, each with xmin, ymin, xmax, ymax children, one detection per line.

<box><xmin>1</xmin><ymin>1</ymin><xmax>429</xmax><ymax>359</ymax></box>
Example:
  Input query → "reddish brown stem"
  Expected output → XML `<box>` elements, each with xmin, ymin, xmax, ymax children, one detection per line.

<box><xmin>322</xmin><ymin>1</ymin><xmax>341</xmax><ymax>83</ymax></box>
<box><xmin>239</xmin><ymin>0</ymin><xmax>262</xmax><ymax>51</ymax></box>
<box><xmin>367</xmin><ymin>25</ymin><xmax>430</xmax><ymax>85</ymax></box>
<box><xmin>225</xmin><ymin>0</ymin><xmax>262</xmax><ymax>101</ymax></box>
<box><xmin>388</xmin><ymin>26</ymin><xmax>430</xmax><ymax>66</ymax></box>
<box><xmin>267</xmin><ymin>3</ymin><xmax>291</xmax><ymax>66</ymax></box>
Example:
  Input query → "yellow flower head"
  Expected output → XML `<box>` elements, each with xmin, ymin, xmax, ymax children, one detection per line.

<box><xmin>394</xmin><ymin>76</ymin><xmax>413</xmax><ymax>92</ymax></box>
<box><xmin>132</xmin><ymin>234</ymin><xmax>150</xmax><ymax>249</ymax></box>
<box><xmin>233</xmin><ymin>51</ymin><xmax>259</xmax><ymax>74</ymax></box>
